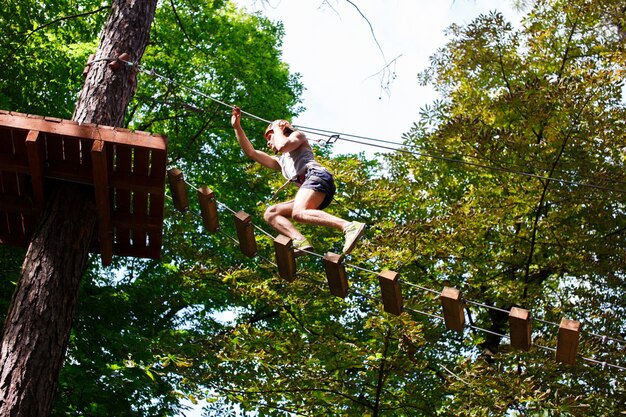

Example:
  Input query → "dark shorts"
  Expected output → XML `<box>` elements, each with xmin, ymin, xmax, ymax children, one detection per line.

<box><xmin>300</xmin><ymin>167</ymin><xmax>336</xmax><ymax>210</ymax></box>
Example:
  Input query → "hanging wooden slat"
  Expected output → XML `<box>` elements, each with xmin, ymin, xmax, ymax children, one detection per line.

<box><xmin>323</xmin><ymin>252</ymin><xmax>348</xmax><ymax>298</ymax></box>
<box><xmin>234</xmin><ymin>210</ymin><xmax>257</xmax><ymax>257</ymax></box>
<box><xmin>440</xmin><ymin>287</ymin><xmax>465</xmax><ymax>332</ymax></box>
<box><xmin>167</xmin><ymin>167</ymin><xmax>189</xmax><ymax>212</ymax></box>
<box><xmin>197</xmin><ymin>186</ymin><xmax>219</xmax><ymax>232</ymax></box>
<box><xmin>274</xmin><ymin>234</ymin><xmax>296</xmax><ymax>282</ymax></box>
<box><xmin>556</xmin><ymin>318</ymin><xmax>581</xmax><ymax>365</ymax></box>
<box><xmin>378</xmin><ymin>269</ymin><xmax>402</xmax><ymax>316</ymax></box>
<box><xmin>509</xmin><ymin>307</ymin><xmax>532</xmax><ymax>351</ymax></box>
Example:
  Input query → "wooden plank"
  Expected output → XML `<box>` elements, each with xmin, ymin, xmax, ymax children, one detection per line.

<box><xmin>0</xmin><ymin>171</ymin><xmax>24</xmax><ymax>239</ymax></box>
<box><xmin>509</xmin><ymin>307</ymin><xmax>532</xmax><ymax>351</ymax></box>
<box><xmin>25</xmin><ymin>130</ymin><xmax>45</xmax><ymax>206</ymax></box>
<box><xmin>113</xmin><ymin>144</ymin><xmax>132</xmax><ymax>252</ymax></box>
<box><xmin>91</xmin><ymin>140</ymin><xmax>113</xmax><ymax>266</ymax></box>
<box><xmin>556</xmin><ymin>318</ymin><xmax>581</xmax><ymax>365</ymax></box>
<box><xmin>377</xmin><ymin>270</ymin><xmax>402</xmax><ymax>316</ymax></box>
<box><xmin>44</xmin><ymin>133</ymin><xmax>64</xmax><ymax>170</ymax></box>
<box><xmin>79</xmin><ymin>136</ymin><xmax>93</xmax><ymax>168</ymax></box>
<box><xmin>146</xmin><ymin>148</ymin><xmax>166</xmax><ymax>258</ymax></box>
<box><xmin>0</xmin><ymin>128</ymin><xmax>28</xmax><ymax>174</ymax></box>
<box><xmin>323</xmin><ymin>252</ymin><xmax>348</xmax><ymax>298</ymax></box>
<box><xmin>440</xmin><ymin>287</ymin><xmax>465</xmax><ymax>332</ymax></box>
<box><xmin>11</xmin><ymin>129</ymin><xmax>28</xmax><ymax>162</ymax></box>
<box><xmin>132</xmin><ymin>147</ymin><xmax>150</xmax><ymax>249</ymax></box>
<box><xmin>274</xmin><ymin>234</ymin><xmax>296</xmax><ymax>282</ymax></box>
<box><xmin>234</xmin><ymin>210</ymin><xmax>257</xmax><ymax>257</ymax></box>
<box><xmin>45</xmin><ymin>163</ymin><xmax>93</xmax><ymax>184</ymax></box>
<box><xmin>63</xmin><ymin>133</ymin><xmax>81</xmax><ymax>166</ymax></box>
<box><xmin>0</xmin><ymin>113</ymin><xmax>167</xmax><ymax>151</ymax></box>
<box><xmin>197</xmin><ymin>186</ymin><xmax>219</xmax><ymax>232</ymax></box>
<box><xmin>0</xmin><ymin>170</ymin><xmax>10</xmax><ymax>239</ymax></box>
<box><xmin>109</xmin><ymin>173</ymin><xmax>163</xmax><ymax>193</ymax></box>
<box><xmin>112</xmin><ymin>213</ymin><xmax>163</xmax><ymax>232</ymax></box>
<box><xmin>167</xmin><ymin>167</ymin><xmax>189</xmax><ymax>212</ymax></box>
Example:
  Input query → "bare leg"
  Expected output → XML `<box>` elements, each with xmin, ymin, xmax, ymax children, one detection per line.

<box><xmin>291</xmin><ymin>188</ymin><xmax>350</xmax><ymax>231</ymax></box>
<box><xmin>264</xmin><ymin>200</ymin><xmax>305</xmax><ymax>240</ymax></box>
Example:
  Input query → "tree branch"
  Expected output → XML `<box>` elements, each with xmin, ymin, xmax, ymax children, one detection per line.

<box><xmin>20</xmin><ymin>6</ymin><xmax>110</xmax><ymax>47</ymax></box>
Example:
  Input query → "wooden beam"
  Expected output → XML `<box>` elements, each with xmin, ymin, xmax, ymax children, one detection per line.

<box><xmin>509</xmin><ymin>307</ymin><xmax>532</xmax><ymax>351</ymax></box>
<box><xmin>25</xmin><ymin>130</ymin><xmax>45</xmax><ymax>207</ymax></box>
<box><xmin>274</xmin><ymin>234</ymin><xmax>296</xmax><ymax>282</ymax></box>
<box><xmin>323</xmin><ymin>252</ymin><xmax>348</xmax><ymax>298</ymax></box>
<box><xmin>0</xmin><ymin>112</ymin><xmax>167</xmax><ymax>151</ymax></box>
<box><xmin>440</xmin><ymin>287</ymin><xmax>465</xmax><ymax>332</ymax></box>
<box><xmin>556</xmin><ymin>318</ymin><xmax>581</xmax><ymax>365</ymax></box>
<box><xmin>378</xmin><ymin>270</ymin><xmax>402</xmax><ymax>316</ymax></box>
<box><xmin>167</xmin><ymin>168</ymin><xmax>188</xmax><ymax>212</ymax></box>
<box><xmin>197</xmin><ymin>186</ymin><xmax>219</xmax><ymax>232</ymax></box>
<box><xmin>233</xmin><ymin>210</ymin><xmax>257</xmax><ymax>257</ymax></box>
<box><xmin>91</xmin><ymin>140</ymin><xmax>113</xmax><ymax>266</ymax></box>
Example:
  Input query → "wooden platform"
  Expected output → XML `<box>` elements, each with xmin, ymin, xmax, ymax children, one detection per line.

<box><xmin>0</xmin><ymin>110</ymin><xmax>167</xmax><ymax>265</ymax></box>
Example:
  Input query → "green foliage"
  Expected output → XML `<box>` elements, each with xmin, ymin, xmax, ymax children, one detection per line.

<box><xmin>1</xmin><ymin>0</ymin><xmax>626</xmax><ymax>416</ymax></box>
<box><xmin>0</xmin><ymin>0</ymin><xmax>106</xmax><ymax>115</ymax></box>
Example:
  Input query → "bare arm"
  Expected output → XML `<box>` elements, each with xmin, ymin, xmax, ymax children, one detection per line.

<box><xmin>231</xmin><ymin>107</ymin><xmax>280</xmax><ymax>171</ymax></box>
<box><xmin>274</xmin><ymin>120</ymin><xmax>309</xmax><ymax>153</ymax></box>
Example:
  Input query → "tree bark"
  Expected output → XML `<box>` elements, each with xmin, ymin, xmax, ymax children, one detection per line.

<box><xmin>0</xmin><ymin>0</ymin><xmax>157</xmax><ymax>415</ymax></box>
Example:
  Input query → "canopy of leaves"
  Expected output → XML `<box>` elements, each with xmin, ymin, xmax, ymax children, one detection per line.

<box><xmin>0</xmin><ymin>0</ymin><xmax>625</xmax><ymax>416</ymax></box>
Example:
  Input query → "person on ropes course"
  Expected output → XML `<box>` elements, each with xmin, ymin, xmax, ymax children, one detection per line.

<box><xmin>231</xmin><ymin>106</ymin><xmax>365</xmax><ymax>256</ymax></box>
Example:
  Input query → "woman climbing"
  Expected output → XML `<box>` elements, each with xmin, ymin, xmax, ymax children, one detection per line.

<box><xmin>231</xmin><ymin>106</ymin><xmax>365</xmax><ymax>256</ymax></box>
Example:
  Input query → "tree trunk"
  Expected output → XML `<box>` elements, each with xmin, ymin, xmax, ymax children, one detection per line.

<box><xmin>0</xmin><ymin>0</ymin><xmax>157</xmax><ymax>415</ymax></box>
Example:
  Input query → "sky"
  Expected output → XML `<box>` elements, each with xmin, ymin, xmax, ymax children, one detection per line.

<box><xmin>181</xmin><ymin>1</ymin><xmax>521</xmax><ymax>415</ymax></box>
<box><xmin>235</xmin><ymin>0</ymin><xmax>522</xmax><ymax>156</ymax></box>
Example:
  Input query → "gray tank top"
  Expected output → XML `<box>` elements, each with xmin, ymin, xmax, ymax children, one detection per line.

<box><xmin>278</xmin><ymin>145</ymin><xmax>323</xmax><ymax>182</ymax></box>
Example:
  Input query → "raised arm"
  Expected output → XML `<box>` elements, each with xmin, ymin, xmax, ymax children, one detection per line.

<box><xmin>270</xmin><ymin>120</ymin><xmax>309</xmax><ymax>154</ymax></box>
<box><xmin>231</xmin><ymin>107</ymin><xmax>280</xmax><ymax>171</ymax></box>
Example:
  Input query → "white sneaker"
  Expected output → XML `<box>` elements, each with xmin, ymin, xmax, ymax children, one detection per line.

<box><xmin>342</xmin><ymin>222</ymin><xmax>365</xmax><ymax>254</ymax></box>
<box><xmin>293</xmin><ymin>238</ymin><xmax>313</xmax><ymax>257</ymax></box>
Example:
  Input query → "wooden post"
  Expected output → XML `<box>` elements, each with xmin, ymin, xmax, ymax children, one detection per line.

<box><xmin>556</xmin><ymin>318</ymin><xmax>581</xmax><ymax>365</ymax></box>
<box><xmin>377</xmin><ymin>270</ymin><xmax>402</xmax><ymax>316</ymax></box>
<box><xmin>274</xmin><ymin>234</ymin><xmax>296</xmax><ymax>282</ymax></box>
<box><xmin>509</xmin><ymin>307</ymin><xmax>532</xmax><ymax>351</ymax></box>
<box><xmin>233</xmin><ymin>211</ymin><xmax>257</xmax><ymax>258</ymax></box>
<box><xmin>323</xmin><ymin>252</ymin><xmax>348</xmax><ymax>298</ymax></box>
<box><xmin>167</xmin><ymin>168</ymin><xmax>188</xmax><ymax>212</ymax></box>
<box><xmin>197</xmin><ymin>186</ymin><xmax>219</xmax><ymax>232</ymax></box>
<box><xmin>440</xmin><ymin>287</ymin><xmax>464</xmax><ymax>332</ymax></box>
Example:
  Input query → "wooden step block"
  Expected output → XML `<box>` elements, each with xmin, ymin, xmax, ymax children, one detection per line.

<box><xmin>323</xmin><ymin>252</ymin><xmax>348</xmax><ymax>298</ymax></box>
<box><xmin>233</xmin><ymin>211</ymin><xmax>257</xmax><ymax>257</ymax></box>
<box><xmin>377</xmin><ymin>270</ymin><xmax>402</xmax><ymax>316</ymax></box>
<box><xmin>274</xmin><ymin>234</ymin><xmax>296</xmax><ymax>282</ymax></box>
<box><xmin>197</xmin><ymin>186</ymin><xmax>219</xmax><ymax>232</ymax></box>
<box><xmin>440</xmin><ymin>287</ymin><xmax>464</xmax><ymax>332</ymax></box>
<box><xmin>167</xmin><ymin>168</ymin><xmax>188</xmax><ymax>212</ymax></box>
<box><xmin>556</xmin><ymin>318</ymin><xmax>581</xmax><ymax>365</ymax></box>
<box><xmin>509</xmin><ymin>307</ymin><xmax>532</xmax><ymax>351</ymax></box>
